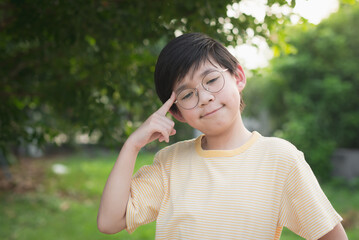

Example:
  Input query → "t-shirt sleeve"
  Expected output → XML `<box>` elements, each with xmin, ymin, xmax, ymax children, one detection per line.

<box><xmin>278</xmin><ymin>152</ymin><xmax>342</xmax><ymax>240</ymax></box>
<box><xmin>125</xmin><ymin>155</ymin><xmax>164</xmax><ymax>234</ymax></box>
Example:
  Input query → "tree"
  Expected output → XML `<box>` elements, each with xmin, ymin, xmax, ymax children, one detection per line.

<box><xmin>252</xmin><ymin>2</ymin><xmax>359</xmax><ymax>181</ymax></box>
<box><xmin>0</xmin><ymin>0</ymin><xmax>296</xmax><ymax>155</ymax></box>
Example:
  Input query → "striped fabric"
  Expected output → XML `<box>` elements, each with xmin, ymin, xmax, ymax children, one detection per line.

<box><xmin>126</xmin><ymin>131</ymin><xmax>342</xmax><ymax>239</ymax></box>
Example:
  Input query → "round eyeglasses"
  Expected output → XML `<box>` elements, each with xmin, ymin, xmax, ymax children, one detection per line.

<box><xmin>174</xmin><ymin>69</ymin><xmax>227</xmax><ymax>110</ymax></box>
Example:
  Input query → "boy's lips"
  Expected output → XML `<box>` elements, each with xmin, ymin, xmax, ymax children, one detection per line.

<box><xmin>200</xmin><ymin>106</ymin><xmax>223</xmax><ymax>118</ymax></box>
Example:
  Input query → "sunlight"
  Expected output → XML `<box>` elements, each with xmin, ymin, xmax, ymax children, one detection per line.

<box><xmin>227</xmin><ymin>0</ymin><xmax>340</xmax><ymax>69</ymax></box>
<box><xmin>294</xmin><ymin>0</ymin><xmax>339</xmax><ymax>24</ymax></box>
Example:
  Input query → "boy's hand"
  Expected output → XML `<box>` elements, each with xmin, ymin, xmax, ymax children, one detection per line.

<box><xmin>127</xmin><ymin>92</ymin><xmax>177</xmax><ymax>151</ymax></box>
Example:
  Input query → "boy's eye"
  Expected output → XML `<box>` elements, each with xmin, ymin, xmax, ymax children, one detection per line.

<box><xmin>205</xmin><ymin>77</ymin><xmax>218</xmax><ymax>85</ymax></box>
<box><xmin>180</xmin><ymin>91</ymin><xmax>194</xmax><ymax>101</ymax></box>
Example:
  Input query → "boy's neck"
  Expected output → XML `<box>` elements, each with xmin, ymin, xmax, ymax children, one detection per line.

<box><xmin>201</xmin><ymin>114</ymin><xmax>252</xmax><ymax>151</ymax></box>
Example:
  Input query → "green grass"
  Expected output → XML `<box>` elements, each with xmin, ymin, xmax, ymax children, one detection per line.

<box><xmin>0</xmin><ymin>151</ymin><xmax>156</xmax><ymax>240</ymax></box>
<box><xmin>1</xmin><ymin>151</ymin><xmax>358</xmax><ymax>239</ymax></box>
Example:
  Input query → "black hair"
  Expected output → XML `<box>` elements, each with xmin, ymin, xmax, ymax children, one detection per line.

<box><xmin>154</xmin><ymin>32</ymin><xmax>243</xmax><ymax>112</ymax></box>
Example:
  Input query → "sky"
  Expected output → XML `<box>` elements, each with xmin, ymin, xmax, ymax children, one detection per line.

<box><xmin>229</xmin><ymin>0</ymin><xmax>340</xmax><ymax>70</ymax></box>
<box><xmin>293</xmin><ymin>0</ymin><xmax>339</xmax><ymax>24</ymax></box>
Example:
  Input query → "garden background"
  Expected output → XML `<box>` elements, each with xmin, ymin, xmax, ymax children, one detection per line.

<box><xmin>1</xmin><ymin>0</ymin><xmax>359</xmax><ymax>239</ymax></box>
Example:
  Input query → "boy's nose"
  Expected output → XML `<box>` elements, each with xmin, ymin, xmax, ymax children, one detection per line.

<box><xmin>198</xmin><ymin>89</ymin><xmax>215</xmax><ymax>107</ymax></box>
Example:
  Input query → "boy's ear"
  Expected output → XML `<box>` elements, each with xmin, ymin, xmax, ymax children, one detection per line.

<box><xmin>235</xmin><ymin>64</ymin><xmax>246</xmax><ymax>92</ymax></box>
<box><xmin>169</xmin><ymin>109</ymin><xmax>186</xmax><ymax>123</ymax></box>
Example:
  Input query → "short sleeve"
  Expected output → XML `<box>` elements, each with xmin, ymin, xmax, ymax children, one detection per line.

<box><xmin>278</xmin><ymin>152</ymin><xmax>342</xmax><ymax>240</ymax></box>
<box><xmin>125</xmin><ymin>155</ymin><xmax>164</xmax><ymax>234</ymax></box>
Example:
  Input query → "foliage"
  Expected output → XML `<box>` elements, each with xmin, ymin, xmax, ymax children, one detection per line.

<box><xmin>251</xmin><ymin>3</ymin><xmax>359</xmax><ymax>181</ymax></box>
<box><xmin>0</xmin><ymin>0</ymin><xmax>297</xmax><ymax>154</ymax></box>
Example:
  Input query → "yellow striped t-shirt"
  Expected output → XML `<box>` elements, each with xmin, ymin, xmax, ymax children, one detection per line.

<box><xmin>126</xmin><ymin>131</ymin><xmax>342</xmax><ymax>239</ymax></box>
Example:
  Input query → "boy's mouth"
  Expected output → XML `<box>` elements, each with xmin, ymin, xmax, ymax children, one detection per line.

<box><xmin>200</xmin><ymin>106</ymin><xmax>224</xmax><ymax>118</ymax></box>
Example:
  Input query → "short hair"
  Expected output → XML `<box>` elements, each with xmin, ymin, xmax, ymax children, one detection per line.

<box><xmin>154</xmin><ymin>32</ymin><xmax>245</xmax><ymax>113</ymax></box>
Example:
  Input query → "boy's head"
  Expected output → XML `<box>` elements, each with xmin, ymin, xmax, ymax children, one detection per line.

<box><xmin>154</xmin><ymin>32</ymin><xmax>245</xmax><ymax>114</ymax></box>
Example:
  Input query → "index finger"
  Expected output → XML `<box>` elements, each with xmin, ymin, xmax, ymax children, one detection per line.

<box><xmin>157</xmin><ymin>92</ymin><xmax>176</xmax><ymax>115</ymax></box>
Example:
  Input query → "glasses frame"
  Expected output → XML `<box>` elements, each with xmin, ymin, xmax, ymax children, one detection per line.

<box><xmin>174</xmin><ymin>68</ymin><xmax>228</xmax><ymax>110</ymax></box>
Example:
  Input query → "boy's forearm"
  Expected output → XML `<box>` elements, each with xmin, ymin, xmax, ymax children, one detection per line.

<box><xmin>97</xmin><ymin>139</ymin><xmax>139</xmax><ymax>234</ymax></box>
<box><xmin>97</xmin><ymin>93</ymin><xmax>176</xmax><ymax>234</ymax></box>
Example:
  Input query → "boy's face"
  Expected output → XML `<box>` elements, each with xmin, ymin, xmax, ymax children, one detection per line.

<box><xmin>171</xmin><ymin>60</ymin><xmax>246</xmax><ymax>136</ymax></box>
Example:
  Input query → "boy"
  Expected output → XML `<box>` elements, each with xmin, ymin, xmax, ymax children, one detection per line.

<box><xmin>97</xmin><ymin>33</ymin><xmax>347</xmax><ymax>239</ymax></box>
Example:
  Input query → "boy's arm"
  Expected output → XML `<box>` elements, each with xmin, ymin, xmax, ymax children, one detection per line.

<box><xmin>318</xmin><ymin>223</ymin><xmax>348</xmax><ymax>240</ymax></box>
<box><xmin>96</xmin><ymin>141</ymin><xmax>138</xmax><ymax>234</ymax></box>
<box><xmin>97</xmin><ymin>93</ymin><xmax>176</xmax><ymax>234</ymax></box>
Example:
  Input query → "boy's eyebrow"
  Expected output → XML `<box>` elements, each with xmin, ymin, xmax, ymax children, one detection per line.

<box><xmin>174</xmin><ymin>84</ymin><xmax>188</xmax><ymax>95</ymax></box>
<box><xmin>174</xmin><ymin>67</ymin><xmax>219</xmax><ymax>94</ymax></box>
<box><xmin>199</xmin><ymin>68</ymin><xmax>218</xmax><ymax>78</ymax></box>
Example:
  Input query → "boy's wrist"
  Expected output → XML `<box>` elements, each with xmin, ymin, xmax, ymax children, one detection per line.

<box><xmin>124</xmin><ymin>135</ymin><xmax>142</xmax><ymax>153</ymax></box>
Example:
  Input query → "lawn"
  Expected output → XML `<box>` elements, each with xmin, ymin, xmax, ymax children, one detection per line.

<box><xmin>1</xmin><ymin>150</ymin><xmax>358</xmax><ymax>239</ymax></box>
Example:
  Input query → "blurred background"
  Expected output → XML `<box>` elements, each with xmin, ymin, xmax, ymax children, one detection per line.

<box><xmin>1</xmin><ymin>0</ymin><xmax>358</xmax><ymax>239</ymax></box>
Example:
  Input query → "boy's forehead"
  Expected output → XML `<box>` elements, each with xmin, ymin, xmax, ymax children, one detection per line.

<box><xmin>173</xmin><ymin>59</ymin><xmax>221</xmax><ymax>89</ymax></box>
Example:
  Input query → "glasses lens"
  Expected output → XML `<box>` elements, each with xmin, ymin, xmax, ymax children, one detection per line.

<box><xmin>177</xmin><ymin>89</ymin><xmax>198</xmax><ymax>109</ymax></box>
<box><xmin>202</xmin><ymin>71</ymin><xmax>225</xmax><ymax>93</ymax></box>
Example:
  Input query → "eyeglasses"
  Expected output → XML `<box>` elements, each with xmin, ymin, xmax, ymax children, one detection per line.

<box><xmin>174</xmin><ymin>69</ymin><xmax>227</xmax><ymax>110</ymax></box>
